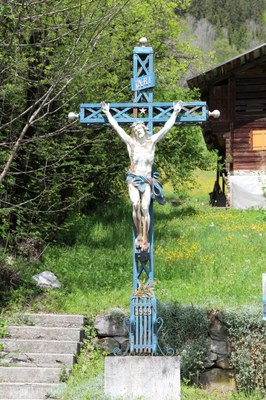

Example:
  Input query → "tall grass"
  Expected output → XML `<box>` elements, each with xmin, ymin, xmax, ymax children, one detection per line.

<box><xmin>32</xmin><ymin>169</ymin><xmax>266</xmax><ymax>316</ymax></box>
<box><xmin>154</xmin><ymin>204</ymin><xmax>265</xmax><ymax>310</ymax></box>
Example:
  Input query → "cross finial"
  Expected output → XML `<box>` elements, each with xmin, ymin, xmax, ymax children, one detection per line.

<box><xmin>139</xmin><ymin>37</ymin><xmax>148</xmax><ymax>46</ymax></box>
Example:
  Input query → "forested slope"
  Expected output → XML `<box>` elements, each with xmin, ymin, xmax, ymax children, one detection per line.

<box><xmin>185</xmin><ymin>0</ymin><xmax>266</xmax><ymax>65</ymax></box>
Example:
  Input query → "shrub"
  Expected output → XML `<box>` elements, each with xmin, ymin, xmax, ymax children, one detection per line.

<box><xmin>158</xmin><ymin>302</ymin><xmax>209</xmax><ymax>382</ymax></box>
<box><xmin>221</xmin><ymin>308</ymin><xmax>266</xmax><ymax>395</ymax></box>
<box><xmin>0</xmin><ymin>261</ymin><xmax>20</xmax><ymax>296</ymax></box>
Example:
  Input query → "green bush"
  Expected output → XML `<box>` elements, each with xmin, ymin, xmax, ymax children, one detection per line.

<box><xmin>221</xmin><ymin>308</ymin><xmax>266</xmax><ymax>395</ymax></box>
<box><xmin>158</xmin><ymin>302</ymin><xmax>209</xmax><ymax>382</ymax></box>
<box><xmin>0</xmin><ymin>260</ymin><xmax>21</xmax><ymax>300</ymax></box>
<box><xmin>0</xmin><ymin>314</ymin><xmax>8</xmax><ymax>351</ymax></box>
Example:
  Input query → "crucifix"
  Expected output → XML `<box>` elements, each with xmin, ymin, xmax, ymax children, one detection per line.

<box><xmin>70</xmin><ymin>37</ymin><xmax>219</xmax><ymax>355</ymax></box>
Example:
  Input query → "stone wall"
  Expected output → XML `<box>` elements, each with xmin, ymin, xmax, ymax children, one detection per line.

<box><xmin>94</xmin><ymin>311</ymin><xmax>129</xmax><ymax>354</ymax></box>
<box><xmin>94</xmin><ymin>310</ymin><xmax>236</xmax><ymax>391</ymax></box>
<box><xmin>200</xmin><ymin>311</ymin><xmax>235</xmax><ymax>391</ymax></box>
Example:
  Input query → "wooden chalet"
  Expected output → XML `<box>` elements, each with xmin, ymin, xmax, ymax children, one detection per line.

<box><xmin>187</xmin><ymin>43</ymin><xmax>266</xmax><ymax>208</ymax></box>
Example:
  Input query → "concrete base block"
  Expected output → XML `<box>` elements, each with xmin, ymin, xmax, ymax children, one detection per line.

<box><xmin>105</xmin><ymin>356</ymin><xmax>180</xmax><ymax>400</ymax></box>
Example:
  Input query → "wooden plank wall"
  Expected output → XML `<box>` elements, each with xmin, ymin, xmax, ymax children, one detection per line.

<box><xmin>233</xmin><ymin>72</ymin><xmax>266</xmax><ymax>171</ymax></box>
<box><xmin>207</xmin><ymin>85</ymin><xmax>230</xmax><ymax>156</ymax></box>
<box><xmin>235</xmin><ymin>75</ymin><xmax>266</xmax><ymax>122</ymax></box>
<box><xmin>208</xmin><ymin>70</ymin><xmax>266</xmax><ymax>172</ymax></box>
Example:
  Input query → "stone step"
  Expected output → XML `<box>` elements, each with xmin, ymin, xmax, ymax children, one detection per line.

<box><xmin>1</xmin><ymin>339</ymin><xmax>81</xmax><ymax>354</ymax></box>
<box><xmin>0</xmin><ymin>313</ymin><xmax>84</xmax><ymax>399</ymax></box>
<box><xmin>13</xmin><ymin>313</ymin><xmax>85</xmax><ymax>328</ymax></box>
<box><xmin>7</xmin><ymin>325</ymin><xmax>83</xmax><ymax>342</ymax></box>
<box><xmin>0</xmin><ymin>352</ymin><xmax>75</xmax><ymax>368</ymax></box>
<box><xmin>0</xmin><ymin>366</ymin><xmax>64</xmax><ymax>383</ymax></box>
<box><xmin>0</xmin><ymin>383</ymin><xmax>64</xmax><ymax>399</ymax></box>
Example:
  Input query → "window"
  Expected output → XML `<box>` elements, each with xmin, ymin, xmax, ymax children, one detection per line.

<box><xmin>252</xmin><ymin>129</ymin><xmax>266</xmax><ymax>151</ymax></box>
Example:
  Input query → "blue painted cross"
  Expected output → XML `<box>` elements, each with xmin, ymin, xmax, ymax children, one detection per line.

<box><xmin>79</xmin><ymin>43</ymin><xmax>209</xmax><ymax>132</ymax></box>
<box><xmin>76</xmin><ymin>38</ymin><xmax>217</xmax><ymax>355</ymax></box>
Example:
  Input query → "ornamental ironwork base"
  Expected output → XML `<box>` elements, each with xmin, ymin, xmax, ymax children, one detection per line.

<box><xmin>113</xmin><ymin>296</ymin><xmax>174</xmax><ymax>356</ymax></box>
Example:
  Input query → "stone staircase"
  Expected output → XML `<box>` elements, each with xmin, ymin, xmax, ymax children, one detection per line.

<box><xmin>0</xmin><ymin>313</ymin><xmax>85</xmax><ymax>399</ymax></box>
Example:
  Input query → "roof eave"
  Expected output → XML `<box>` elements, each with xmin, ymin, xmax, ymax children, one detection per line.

<box><xmin>187</xmin><ymin>42</ymin><xmax>266</xmax><ymax>90</ymax></box>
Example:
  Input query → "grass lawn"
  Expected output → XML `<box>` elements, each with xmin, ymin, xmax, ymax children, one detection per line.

<box><xmin>2</xmin><ymin>169</ymin><xmax>265</xmax><ymax>400</ymax></box>
<box><xmin>32</xmin><ymin>169</ymin><xmax>265</xmax><ymax>317</ymax></box>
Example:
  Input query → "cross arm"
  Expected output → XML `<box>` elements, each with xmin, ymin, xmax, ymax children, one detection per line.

<box><xmin>151</xmin><ymin>103</ymin><xmax>182</xmax><ymax>144</ymax></box>
<box><xmin>79</xmin><ymin>101</ymin><xmax>209</xmax><ymax>126</ymax></box>
<box><xmin>101</xmin><ymin>102</ymin><xmax>131</xmax><ymax>144</ymax></box>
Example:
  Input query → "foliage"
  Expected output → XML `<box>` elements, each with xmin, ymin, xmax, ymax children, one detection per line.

<box><xmin>133</xmin><ymin>280</ymin><xmax>156</xmax><ymax>298</ymax></box>
<box><xmin>59</xmin><ymin>307</ymin><xmax>265</xmax><ymax>399</ymax></box>
<box><xmin>0</xmin><ymin>171</ymin><xmax>266</xmax><ymax>398</ymax></box>
<box><xmin>180</xmin><ymin>0</ymin><xmax>266</xmax><ymax>75</ymax></box>
<box><xmin>156</xmin><ymin>125</ymin><xmax>217</xmax><ymax>194</ymax></box>
<box><xmin>187</xmin><ymin>0</ymin><xmax>266</xmax><ymax>52</ymax></box>
<box><xmin>158</xmin><ymin>302</ymin><xmax>209</xmax><ymax>382</ymax></box>
<box><xmin>60</xmin><ymin>317</ymin><xmax>109</xmax><ymax>400</ymax></box>
<box><xmin>0</xmin><ymin>315</ymin><xmax>8</xmax><ymax>338</ymax></box>
<box><xmin>1</xmin><ymin>169</ymin><xmax>265</xmax><ymax>316</ymax></box>
<box><xmin>0</xmin><ymin>0</ymin><xmax>133</xmax><ymax>243</ymax></box>
<box><xmin>0</xmin><ymin>260</ymin><xmax>21</xmax><ymax>298</ymax></box>
<box><xmin>182</xmin><ymin>15</ymin><xmax>240</xmax><ymax>68</ymax></box>
<box><xmin>182</xmin><ymin>385</ymin><xmax>264</xmax><ymax>399</ymax></box>
<box><xmin>0</xmin><ymin>0</ymin><xmax>215</xmax><ymax>245</ymax></box>
<box><xmin>58</xmin><ymin>307</ymin><xmax>266</xmax><ymax>399</ymax></box>
<box><xmin>154</xmin><ymin>197</ymin><xmax>265</xmax><ymax>310</ymax></box>
<box><xmin>0</xmin><ymin>314</ymin><xmax>8</xmax><ymax>352</ymax></box>
<box><xmin>0</xmin><ymin>253</ymin><xmax>43</xmax><ymax>310</ymax></box>
<box><xmin>221</xmin><ymin>308</ymin><xmax>266</xmax><ymax>395</ymax></box>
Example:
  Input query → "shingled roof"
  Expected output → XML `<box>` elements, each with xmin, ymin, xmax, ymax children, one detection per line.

<box><xmin>187</xmin><ymin>43</ymin><xmax>266</xmax><ymax>92</ymax></box>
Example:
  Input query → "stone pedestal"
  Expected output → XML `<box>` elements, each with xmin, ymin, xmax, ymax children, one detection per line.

<box><xmin>104</xmin><ymin>356</ymin><xmax>180</xmax><ymax>400</ymax></box>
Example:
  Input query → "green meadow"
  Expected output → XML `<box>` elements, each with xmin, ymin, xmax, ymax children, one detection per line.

<box><xmin>2</xmin><ymin>170</ymin><xmax>266</xmax><ymax>399</ymax></box>
<box><xmin>30</xmin><ymin>170</ymin><xmax>265</xmax><ymax>317</ymax></box>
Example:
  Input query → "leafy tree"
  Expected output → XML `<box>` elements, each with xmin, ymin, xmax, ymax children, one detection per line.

<box><xmin>187</xmin><ymin>0</ymin><xmax>266</xmax><ymax>52</ymax></box>
<box><xmin>0</xmin><ymin>0</ymin><xmax>132</xmax><ymax>243</ymax></box>
<box><xmin>213</xmin><ymin>36</ymin><xmax>239</xmax><ymax>64</ymax></box>
<box><xmin>0</xmin><ymin>0</ymin><xmax>214</xmax><ymax>247</ymax></box>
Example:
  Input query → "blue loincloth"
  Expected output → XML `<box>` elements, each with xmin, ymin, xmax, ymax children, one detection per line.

<box><xmin>126</xmin><ymin>172</ymin><xmax>165</xmax><ymax>205</ymax></box>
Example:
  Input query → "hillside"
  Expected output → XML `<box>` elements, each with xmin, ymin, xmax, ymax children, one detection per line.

<box><xmin>184</xmin><ymin>0</ymin><xmax>266</xmax><ymax>67</ymax></box>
